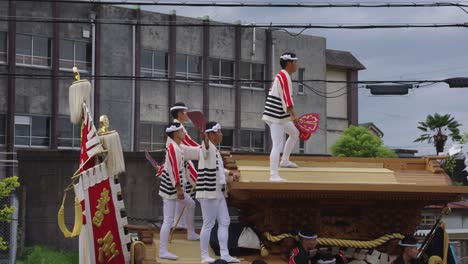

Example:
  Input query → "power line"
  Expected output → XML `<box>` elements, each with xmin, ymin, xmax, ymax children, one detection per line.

<box><xmin>4</xmin><ymin>0</ymin><xmax>468</xmax><ymax>8</ymax></box>
<box><xmin>0</xmin><ymin>72</ymin><xmax>452</xmax><ymax>85</ymax></box>
<box><xmin>302</xmin><ymin>83</ymin><xmax>362</xmax><ymax>98</ymax></box>
<box><xmin>376</xmin><ymin>63</ymin><xmax>468</xmax><ymax>79</ymax></box>
<box><xmin>0</xmin><ymin>16</ymin><xmax>467</xmax><ymax>29</ymax></box>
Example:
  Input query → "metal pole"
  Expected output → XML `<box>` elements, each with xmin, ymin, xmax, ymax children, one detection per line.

<box><xmin>9</xmin><ymin>193</ymin><xmax>18</xmax><ymax>264</ymax></box>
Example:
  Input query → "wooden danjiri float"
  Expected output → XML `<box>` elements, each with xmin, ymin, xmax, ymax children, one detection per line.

<box><xmin>130</xmin><ymin>152</ymin><xmax>468</xmax><ymax>264</ymax></box>
<box><xmin>59</xmin><ymin>66</ymin><xmax>467</xmax><ymax>264</ymax></box>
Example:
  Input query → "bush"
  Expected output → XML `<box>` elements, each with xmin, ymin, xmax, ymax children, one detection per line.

<box><xmin>0</xmin><ymin>176</ymin><xmax>20</xmax><ymax>250</ymax></box>
<box><xmin>19</xmin><ymin>246</ymin><xmax>78</xmax><ymax>264</ymax></box>
<box><xmin>331</xmin><ymin>126</ymin><xmax>398</xmax><ymax>158</ymax></box>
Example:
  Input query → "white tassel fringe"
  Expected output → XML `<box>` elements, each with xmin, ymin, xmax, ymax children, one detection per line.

<box><xmin>100</xmin><ymin>132</ymin><xmax>126</xmax><ymax>177</ymax></box>
<box><xmin>69</xmin><ymin>80</ymin><xmax>91</xmax><ymax>124</ymax></box>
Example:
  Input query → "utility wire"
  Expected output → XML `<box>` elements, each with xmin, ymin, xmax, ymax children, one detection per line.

<box><xmin>0</xmin><ymin>16</ymin><xmax>467</xmax><ymax>29</ymax></box>
<box><xmin>457</xmin><ymin>5</ymin><xmax>468</xmax><ymax>15</ymax></box>
<box><xmin>3</xmin><ymin>0</ymin><xmax>468</xmax><ymax>8</ymax></box>
<box><xmin>0</xmin><ymin>72</ymin><xmax>451</xmax><ymax>85</ymax></box>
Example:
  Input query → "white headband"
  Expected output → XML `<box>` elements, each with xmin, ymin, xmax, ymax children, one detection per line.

<box><xmin>205</xmin><ymin>123</ymin><xmax>221</xmax><ymax>133</ymax></box>
<box><xmin>170</xmin><ymin>106</ymin><xmax>188</xmax><ymax>111</ymax></box>
<box><xmin>318</xmin><ymin>259</ymin><xmax>336</xmax><ymax>264</ymax></box>
<box><xmin>280</xmin><ymin>54</ymin><xmax>298</xmax><ymax>61</ymax></box>
<box><xmin>298</xmin><ymin>232</ymin><xmax>318</xmax><ymax>239</ymax></box>
<box><xmin>166</xmin><ymin>125</ymin><xmax>183</xmax><ymax>133</ymax></box>
<box><xmin>398</xmin><ymin>241</ymin><xmax>418</xmax><ymax>247</ymax></box>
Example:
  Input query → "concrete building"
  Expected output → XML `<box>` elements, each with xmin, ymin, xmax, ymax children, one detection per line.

<box><xmin>359</xmin><ymin>122</ymin><xmax>384</xmax><ymax>138</ymax></box>
<box><xmin>0</xmin><ymin>2</ymin><xmax>365</xmax><ymax>160</ymax></box>
<box><xmin>325</xmin><ymin>49</ymin><xmax>365</xmax><ymax>154</ymax></box>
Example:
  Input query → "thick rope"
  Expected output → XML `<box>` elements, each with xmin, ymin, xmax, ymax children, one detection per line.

<box><xmin>263</xmin><ymin>232</ymin><xmax>405</xmax><ymax>249</ymax></box>
<box><xmin>57</xmin><ymin>191</ymin><xmax>83</xmax><ymax>238</ymax></box>
<box><xmin>130</xmin><ymin>241</ymin><xmax>146</xmax><ymax>264</ymax></box>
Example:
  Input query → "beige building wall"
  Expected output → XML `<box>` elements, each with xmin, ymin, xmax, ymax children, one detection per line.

<box><xmin>326</xmin><ymin>67</ymin><xmax>349</xmax><ymax>154</ymax></box>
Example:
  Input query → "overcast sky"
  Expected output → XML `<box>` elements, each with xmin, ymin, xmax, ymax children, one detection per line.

<box><xmin>131</xmin><ymin>0</ymin><xmax>468</xmax><ymax>155</ymax></box>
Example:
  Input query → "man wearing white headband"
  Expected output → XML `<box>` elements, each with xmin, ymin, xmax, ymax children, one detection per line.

<box><xmin>289</xmin><ymin>227</ymin><xmax>319</xmax><ymax>264</ymax></box>
<box><xmin>262</xmin><ymin>52</ymin><xmax>300</xmax><ymax>182</ymax></box>
<box><xmin>157</xmin><ymin>102</ymin><xmax>201</xmax><ymax>237</ymax></box>
<box><xmin>157</xmin><ymin>122</ymin><xmax>201</xmax><ymax>260</ymax></box>
<box><xmin>392</xmin><ymin>236</ymin><xmax>419</xmax><ymax>264</ymax></box>
<box><xmin>196</xmin><ymin>121</ymin><xmax>241</xmax><ymax>263</ymax></box>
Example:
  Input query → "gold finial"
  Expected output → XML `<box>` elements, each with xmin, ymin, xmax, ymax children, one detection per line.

<box><xmin>73</xmin><ymin>67</ymin><xmax>81</xmax><ymax>81</ymax></box>
<box><xmin>98</xmin><ymin>115</ymin><xmax>115</xmax><ymax>136</ymax></box>
<box><xmin>441</xmin><ymin>207</ymin><xmax>451</xmax><ymax>216</ymax></box>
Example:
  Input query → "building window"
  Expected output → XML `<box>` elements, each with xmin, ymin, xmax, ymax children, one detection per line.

<box><xmin>298</xmin><ymin>68</ymin><xmax>305</xmax><ymax>95</ymax></box>
<box><xmin>299</xmin><ymin>140</ymin><xmax>305</xmax><ymax>154</ymax></box>
<box><xmin>16</xmin><ymin>34</ymin><xmax>51</xmax><ymax>67</ymax></box>
<box><xmin>240</xmin><ymin>62</ymin><xmax>265</xmax><ymax>89</ymax></box>
<box><xmin>219</xmin><ymin>129</ymin><xmax>234</xmax><ymax>150</ymax></box>
<box><xmin>0</xmin><ymin>32</ymin><xmax>6</xmax><ymax>63</ymax></box>
<box><xmin>420</xmin><ymin>214</ymin><xmax>436</xmax><ymax>226</ymax></box>
<box><xmin>141</xmin><ymin>49</ymin><xmax>168</xmax><ymax>78</ymax></box>
<box><xmin>239</xmin><ymin>130</ymin><xmax>264</xmax><ymax>152</ymax></box>
<box><xmin>185</xmin><ymin>126</ymin><xmax>200</xmax><ymax>143</ymax></box>
<box><xmin>139</xmin><ymin>123</ymin><xmax>166</xmax><ymax>151</ymax></box>
<box><xmin>176</xmin><ymin>53</ymin><xmax>201</xmax><ymax>80</ymax></box>
<box><xmin>57</xmin><ymin>116</ymin><xmax>81</xmax><ymax>149</ymax></box>
<box><xmin>60</xmin><ymin>39</ymin><xmax>91</xmax><ymax>72</ymax></box>
<box><xmin>0</xmin><ymin>114</ymin><xmax>5</xmax><ymax>145</ymax></box>
<box><xmin>209</xmin><ymin>58</ymin><xmax>234</xmax><ymax>85</ymax></box>
<box><xmin>14</xmin><ymin>115</ymin><xmax>50</xmax><ymax>147</ymax></box>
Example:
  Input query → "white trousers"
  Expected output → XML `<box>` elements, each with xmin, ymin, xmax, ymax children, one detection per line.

<box><xmin>172</xmin><ymin>201</ymin><xmax>186</xmax><ymax>228</ymax></box>
<box><xmin>267</xmin><ymin>121</ymin><xmax>299</xmax><ymax>176</ymax></box>
<box><xmin>159</xmin><ymin>193</ymin><xmax>196</xmax><ymax>254</ymax></box>
<box><xmin>199</xmin><ymin>193</ymin><xmax>231</xmax><ymax>259</ymax></box>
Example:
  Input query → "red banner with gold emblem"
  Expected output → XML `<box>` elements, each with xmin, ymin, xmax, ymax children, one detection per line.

<box><xmin>88</xmin><ymin>180</ymin><xmax>124</xmax><ymax>263</ymax></box>
<box><xmin>79</xmin><ymin>163</ymin><xmax>130</xmax><ymax>264</ymax></box>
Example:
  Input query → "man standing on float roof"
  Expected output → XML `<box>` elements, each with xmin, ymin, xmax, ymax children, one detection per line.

<box><xmin>262</xmin><ymin>52</ymin><xmax>300</xmax><ymax>182</ymax></box>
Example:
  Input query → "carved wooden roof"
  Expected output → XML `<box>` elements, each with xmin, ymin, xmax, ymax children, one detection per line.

<box><xmin>228</xmin><ymin>154</ymin><xmax>468</xmax><ymax>203</ymax></box>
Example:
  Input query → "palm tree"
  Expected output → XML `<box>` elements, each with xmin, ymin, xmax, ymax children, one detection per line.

<box><xmin>414</xmin><ymin>113</ymin><xmax>462</xmax><ymax>154</ymax></box>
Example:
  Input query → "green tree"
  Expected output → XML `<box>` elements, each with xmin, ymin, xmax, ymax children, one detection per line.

<box><xmin>458</xmin><ymin>132</ymin><xmax>468</xmax><ymax>144</ymax></box>
<box><xmin>331</xmin><ymin>126</ymin><xmax>398</xmax><ymax>158</ymax></box>
<box><xmin>414</xmin><ymin>113</ymin><xmax>462</xmax><ymax>154</ymax></box>
<box><xmin>0</xmin><ymin>176</ymin><xmax>20</xmax><ymax>250</ymax></box>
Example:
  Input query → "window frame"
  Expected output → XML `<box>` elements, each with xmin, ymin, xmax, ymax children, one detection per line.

<box><xmin>140</xmin><ymin>49</ymin><xmax>169</xmax><ymax>80</ymax></box>
<box><xmin>240</xmin><ymin>61</ymin><xmax>265</xmax><ymax>91</ymax></box>
<box><xmin>57</xmin><ymin>116</ymin><xmax>82</xmax><ymax>150</ymax></box>
<box><xmin>0</xmin><ymin>113</ymin><xmax>5</xmax><ymax>145</ymax></box>
<box><xmin>298</xmin><ymin>68</ymin><xmax>305</xmax><ymax>95</ymax></box>
<box><xmin>0</xmin><ymin>31</ymin><xmax>7</xmax><ymax>65</ymax></box>
<box><xmin>16</xmin><ymin>33</ymin><xmax>52</xmax><ymax>69</ymax></box>
<box><xmin>209</xmin><ymin>57</ymin><xmax>234</xmax><ymax>87</ymax></box>
<box><xmin>219</xmin><ymin>128</ymin><xmax>234</xmax><ymax>151</ymax></box>
<box><xmin>299</xmin><ymin>140</ymin><xmax>305</xmax><ymax>154</ymax></box>
<box><xmin>175</xmin><ymin>53</ymin><xmax>202</xmax><ymax>82</ymax></box>
<box><xmin>14</xmin><ymin>115</ymin><xmax>50</xmax><ymax>149</ymax></box>
<box><xmin>420</xmin><ymin>213</ymin><xmax>437</xmax><ymax>226</ymax></box>
<box><xmin>59</xmin><ymin>39</ymin><xmax>92</xmax><ymax>73</ymax></box>
<box><xmin>239</xmin><ymin>129</ymin><xmax>265</xmax><ymax>152</ymax></box>
<box><xmin>139</xmin><ymin>122</ymin><xmax>167</xmax><ymax>151</ymax></box>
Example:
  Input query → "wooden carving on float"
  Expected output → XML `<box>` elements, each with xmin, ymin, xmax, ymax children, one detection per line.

<box><xmin>224</xmin><ymin>154</ymin><xmax>468</xmax><ymax>258</ymax></box>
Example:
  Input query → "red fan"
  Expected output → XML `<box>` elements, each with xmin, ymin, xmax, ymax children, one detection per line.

<box><xmin>145</xmin><ymin>149</ymin><xmax>159</xmax><ymax>169</ymax></box>
<box><xmin>187</xmin><ymin>111</ymin><xmax>207</xmax><ymax>132</ymax></box>
<box><xmin>295</xmin><ymin>113</ymin><xmax>320</xmax><ymax>141</ymax></box>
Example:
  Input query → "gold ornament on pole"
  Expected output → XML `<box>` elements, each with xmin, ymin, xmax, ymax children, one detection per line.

<box><xmin>98</xmin><ymin>115</ymin><xmax>126</xmax><ymax>177</ymax></box>
<box><xmin>69</xmin><ymin>67</ymin><xmax>91</xmax><ymax>124</ymax></box>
